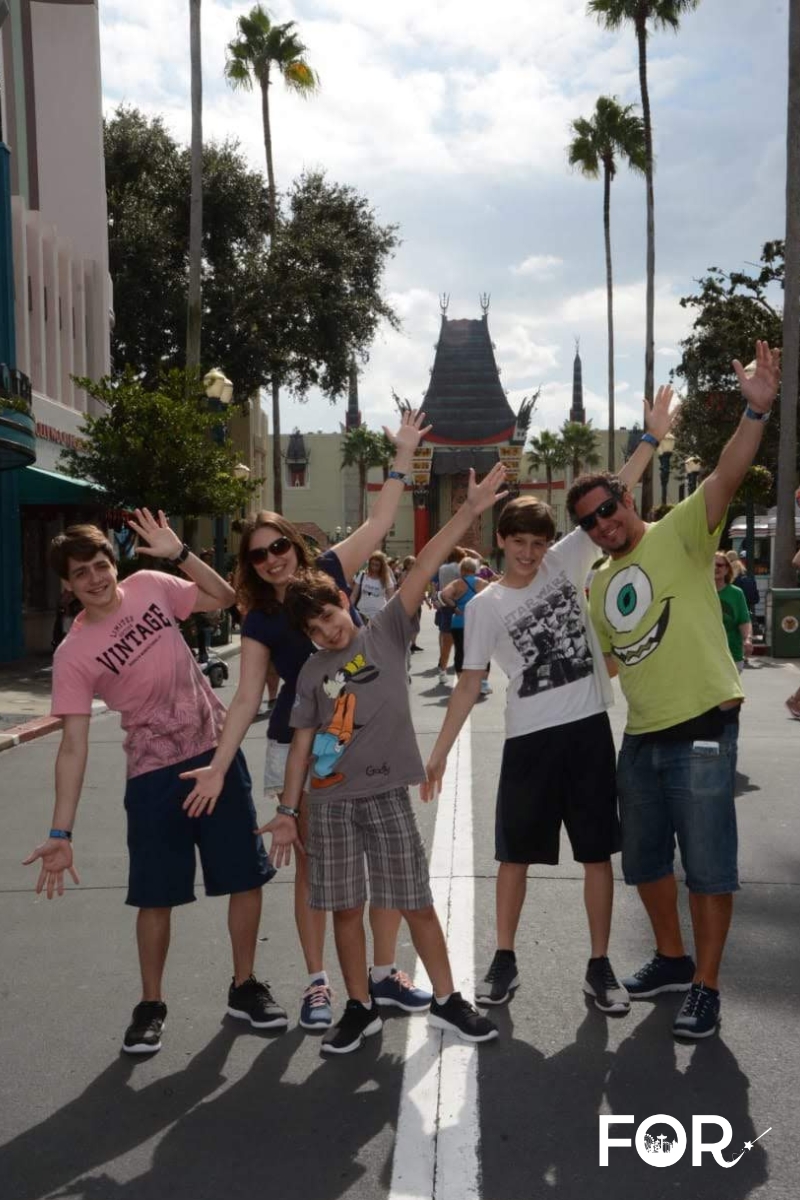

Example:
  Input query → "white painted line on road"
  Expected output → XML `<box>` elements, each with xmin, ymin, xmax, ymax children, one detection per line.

<box><xmin>389</xmin><ymin>719</ymin><xmax>481</xmax><ymax>1200</ymax></box>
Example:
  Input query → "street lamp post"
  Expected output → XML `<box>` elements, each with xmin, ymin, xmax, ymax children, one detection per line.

<box><xmin>684</xmin><ymin>456</ymin><xmax>702</xmax><ymax>496</ymax></box>
<box><xmin>203</xmin><ymin>368</ymin><xmax>234</xmax><ymax>575</ymax></box>
<box><xmin>657</xmin><ymin>432</ymin><xmax>676</xmax><ymax>507</ymax></box>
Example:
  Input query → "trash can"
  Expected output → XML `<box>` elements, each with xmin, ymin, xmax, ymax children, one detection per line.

<box><xmin>770</xmin><ymin>589</ymin><xmax>800</xmax><ymax>658</ymax></box>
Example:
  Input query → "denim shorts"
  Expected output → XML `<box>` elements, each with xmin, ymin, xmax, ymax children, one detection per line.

<box><xmin>125</xmin><ymin>749</ymin><xmax>275</xmax><ymax>907</ymax></box>
<box><xmin>616</xmin><ymin>720</ymin><xmax>739</xmax><ymax>894</ymax></box>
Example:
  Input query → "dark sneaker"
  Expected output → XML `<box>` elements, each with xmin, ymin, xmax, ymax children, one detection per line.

<box><xmin>672</xmin><ymin>983</ymin><xmax>720</xmax><ymax>1039</ymax></box>
<box><xmin>623</xmin><ymin>953</ymin><xmax>695</xmax><ymax>999</ymax></box>
<box><xmin>428</xmin><ymin>993</ymin><xmax>499</xmax><ymax>1043</ymax></box>
<box><xmin>123</xmin><ymin>1000</ymin><xmax>167</xmax><ymax>1055</ymax></box>
<box><xmin>227</xmin><ymin>976</ymin><xmax>288</xmax><ymax>1029</ymax></box>
<box><xmin>299</xmin><ymin>979</ymin><xmax>334</xmax><ymax>1030</ymax></box>
<box><xmin>584</xmin><ymin>957</ymin><xmax>631</xmax><ymax>1014</ymax></box>
<box><xmin>321</xmin><ymin>1000</ymin><xmax>382</xmax><ymax>1054</ymax></box>
<box><xmin>369</xmin><ymin>968</ymin><xmax>432</xmax><ymax>1012</ymax></box>
<box><xmin>475</xmin><ymin>950</ymin><xmax>519</xmax><ymax>1005</ymax></box>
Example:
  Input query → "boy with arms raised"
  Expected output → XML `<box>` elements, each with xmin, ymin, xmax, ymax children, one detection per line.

<box><xmin>423</xmin><ymin>389</ymin><xmax>676</xmax><ymax>1015</ymax></box>
<box><xmin>24</xmin><ymin>509</ymin><xmax>280</xmax><ymax>1055</ymax></box>
<box><xmin>265</xmin><ymin>464</ymin><xmax>508</xmax><ymax>1054</ymax></box>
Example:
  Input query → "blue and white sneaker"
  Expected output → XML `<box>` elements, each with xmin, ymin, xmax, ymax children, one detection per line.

<box><xmin>299</xmin><ymin>980</ymin><xmax>334</xmax><ymax>1030</ymax></box>
<box><xmin>672</xmin><ymin>983</ymin><xmax>721</xmax><ymax>1039</ymax></box>
<box><xmin>369</xmin><ymin>968</ymin><xmax>432</xmax><ymax>1012</ymax></box>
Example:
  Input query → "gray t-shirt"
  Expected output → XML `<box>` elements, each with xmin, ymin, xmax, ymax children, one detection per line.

<box><xmin>291</xmin><ymin>595</ymin><xmax>424</xmax><ymax>799</ymax></box>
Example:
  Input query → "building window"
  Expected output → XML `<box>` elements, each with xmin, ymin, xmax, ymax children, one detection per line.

<box><xmin>286</xmin><ymin>464</ymin><xmax>308</xmax><ymax>488</ymax></box>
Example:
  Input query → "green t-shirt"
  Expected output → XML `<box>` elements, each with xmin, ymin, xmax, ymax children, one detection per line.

<box><xmin>718</xmin><ymin>582</ymin><xmax>750</xmax><ymax>664</ymax></box>
<box><xmin>589</xmin><ymin>486</ymin><xmax>744</xmax><ymax>735</ymax></box>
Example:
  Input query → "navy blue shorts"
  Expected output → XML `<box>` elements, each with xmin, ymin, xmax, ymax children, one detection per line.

<box><xmin>124</xmin><ymin>749</ymin><xmax>275</xmax><ymax>908</ymax></box>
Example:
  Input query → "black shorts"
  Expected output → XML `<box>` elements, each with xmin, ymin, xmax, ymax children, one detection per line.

<box><xmin>124</xmin><ymin>749</ymin><xmax>275</xmax><ymax>908</ymax></box>
<box><xmin>435</xmin><ymin>608</ymin><xmax>453</xmax><ymax>633</ymax></box>
<box><xmin>495</xmin><ymin>711</ymin><xmax>619</xmax><ymax>865</ymax></box>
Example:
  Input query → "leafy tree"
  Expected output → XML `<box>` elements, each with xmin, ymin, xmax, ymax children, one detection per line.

<box><xmin>224</xmin><ymin>5</ymin><xmax>320</xmax><ymax>512</ymax></box>
<box><xmin>59</xmin><ymin>369</ymin><xmax>259</xmax><ymax>518</ymax></box>
<box><xmin>340</xmin><ymin>425</ymin><xmax>383</xmax><ymax>522</ymax></box>
<box><xmin>526</xmin><ymin>429</ymin><xmax>566</xmax><ymax>505</ymax></box>
<box><xmin>187</xmin><ymin>0</ymin><xmax>203</xmax><ymax>373</ymax></box>
<box><xmin>672</xmin><ymin>243</ymin><xmax>787</xmax><ymax>490</ymax></box>
<box><xmin>105</xmin><ymin>106</ymin><xmax>271</xmax><ymax>400</ymax></box>
<box><xmin>587</xmin><ymin>0</ymin><xmax>701</xmax><ymax>511</ymax></box>
<box><xmin>560</xmin><ymin>420</ymin><xmax>601</xmax><ymax>477</ymax></box>
<box><xmin>568</xmin><ymin>96</ymin><xmax>646</xmax><ymax>468</ymax></box>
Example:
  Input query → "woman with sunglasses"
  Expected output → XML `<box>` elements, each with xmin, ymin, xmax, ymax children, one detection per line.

<box><xmin>180</xmin><ymin>409</ymin><xmax>434</xmax><ymax>1031</ymax></box>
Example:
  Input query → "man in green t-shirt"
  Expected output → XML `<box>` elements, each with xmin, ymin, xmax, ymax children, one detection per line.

<box><xmin>566</xmin><ymin>340</ymin><xmax>780</xmax><ymax>1040</ymax></box>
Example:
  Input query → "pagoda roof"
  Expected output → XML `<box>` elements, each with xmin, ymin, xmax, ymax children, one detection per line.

<box><xmin>422</xmin><ymin>316</ymin><xmax>516</xmax><ymax>444</ymax></box>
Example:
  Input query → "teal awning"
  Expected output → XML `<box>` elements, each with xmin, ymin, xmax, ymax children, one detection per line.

<box><xmin>18</xmin><ymin>466</ymin><xmax>102</xmax><ymax>506</ymax></box>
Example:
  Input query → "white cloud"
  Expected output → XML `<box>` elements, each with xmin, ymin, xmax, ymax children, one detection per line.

<box><xmin>510</xmin><ymin>255</ymin><xmax>564</xmax><ymax>279</ymax></box>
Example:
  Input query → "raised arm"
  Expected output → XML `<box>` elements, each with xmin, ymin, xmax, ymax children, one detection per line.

<box><xmin>22</xmin><ymin>714</ymin><xmax>89</xmax><ymax>898</ymax></box>
<box><xmin>127</xmin><ymin>507</ymin><xmax>235</xmax><ymax>610</ymax></box>
<box><xmin>333</xmin><ymin>409</ymin><xmax>431</xmax><ymax>580</ymax></box>
<box><xmin>702</xmin><ymin>341</ymin><xmax>781</xmax><ymax>533</ymax></box>
<box><xmin>398</xmin><ymin>463</ymin><xmax>508</xmax><ymax>617</ymax></box>
<box><xmin>617</xmin><ymin>385</ymin><xmax>679</xmax><ymax>491</ymax></box>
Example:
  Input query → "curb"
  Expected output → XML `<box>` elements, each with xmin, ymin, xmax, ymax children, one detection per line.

<box><xmin>0</xmin><ymin>639</ymin><xmax>243</xmax><ymax>755</ymax></box>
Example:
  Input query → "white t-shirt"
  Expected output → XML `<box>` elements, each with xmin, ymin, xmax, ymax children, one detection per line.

<box><xmin>463</xmin><ymin>528</ymin><xmax>613</xmax><ymax>739</ymax></box>
<box><xmin>356</xmin><ymin>570</ymin><xmax>395</xmax><ymax>619</ymax></box>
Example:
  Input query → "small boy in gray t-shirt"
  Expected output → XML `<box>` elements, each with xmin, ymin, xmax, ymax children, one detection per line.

<box><xmin>263</xmin><ymin>463</ymin><xmax>508</xmax><ymax>1055</ymax></box>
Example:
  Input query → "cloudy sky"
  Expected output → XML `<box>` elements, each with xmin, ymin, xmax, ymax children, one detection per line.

<box><xmin>99</xmin><ymin>0</ymin><xmax>790</xmax><ymax>438</ymax></box>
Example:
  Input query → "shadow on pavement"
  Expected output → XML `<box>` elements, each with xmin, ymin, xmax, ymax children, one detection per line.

<box><xmin>1</xmin><ymin>1024</ymin><xmax>404</xmax><ymax>1200</ymax></box>
<box><xmin>480</xmin><ymin>1005</ymin><xmax>768</xmax><ymax>1200</ymax></box>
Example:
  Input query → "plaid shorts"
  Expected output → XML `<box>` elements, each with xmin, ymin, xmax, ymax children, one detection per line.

<box><xmin>307</xmin><ymin>786</ymin><xmax>433</xmax><ymax>912</ymax></box>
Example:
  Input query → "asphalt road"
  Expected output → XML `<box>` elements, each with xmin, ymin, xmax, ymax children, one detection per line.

<box><xmin>0</xmin><ymin>611</ymin><xmax>798</xmax><ymax>1200</ymax></box>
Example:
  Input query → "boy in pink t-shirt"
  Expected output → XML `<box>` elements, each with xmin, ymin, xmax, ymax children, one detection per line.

<box><xmin>24</xmin><ymin>511</ymin><xmax>284</xmax><ymax>1055</ymax></box>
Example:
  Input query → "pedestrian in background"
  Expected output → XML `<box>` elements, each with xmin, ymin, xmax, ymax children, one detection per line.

<box><xmin>715</xmin><ymin>553</ymin><xmax>753</xmax><ymax>672</ymax></box>
<box><xmin>353</xmin><ymin>551</ymin><xmax>395</xmax><ymax>624</ymax></box>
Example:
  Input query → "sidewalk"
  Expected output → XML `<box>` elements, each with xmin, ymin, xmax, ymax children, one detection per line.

<box><xmin>0</xmin><ymin>635</ymin><xmax>243</xmax><ymax>752</ymax></box>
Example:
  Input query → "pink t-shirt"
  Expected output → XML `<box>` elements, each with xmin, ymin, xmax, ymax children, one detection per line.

<box><xmin>51</xmin><ymin>570</ymin><xmax>226</xmax><ymax>778</ymax></box>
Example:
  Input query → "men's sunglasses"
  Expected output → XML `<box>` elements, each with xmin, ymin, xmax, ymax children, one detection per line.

<box><xmin>576</xmin><ymin>496</ymin><xmax>619</xmax><ymax>532</ymax></box>
<box><xmin>247</xmin><ymin>536</ymin><xmax>294</xmax><ymax>564</ymax></box>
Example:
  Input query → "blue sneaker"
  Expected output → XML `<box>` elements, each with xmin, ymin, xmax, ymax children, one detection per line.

<box><xmin>299</xmin><ymin>980</ymin><xmax>334</xmax><ymax>1030</ymax></box>
<box><xmin>369</xmin><ymin>968</ymin><xmax>432</xmax><ymax>1012</ymax></box>
<box><xmin>672</xmin><ymin>983</ymin><xmax>721</xmax><ymax>1039</ymax></box>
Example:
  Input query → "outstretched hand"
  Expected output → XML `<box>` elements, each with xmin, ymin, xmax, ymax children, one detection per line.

<box><xmin>127</xmin><ymin>508</ymin><xmax>183</xmax><ymax>560</ymax></box>
<box><xmin>179</xmin><ymin>764</ymin><xmax>225</xmax><ymax>817</ymax></box>
<box><xmin>22</xmin><ymin>839</ymin><xmax>80</xmax><ymax>899</ymax></box>
<box><xmin>643</xmin><ymin>384</ymin><xmax>680</xmax><ymax>443</ymax></box>
<box><xmin>465</xmin><ymin>462</ymin><xmax>509</xmax><ymax>515</ymax></box>
<box><xmin>383</xmin><ymin>408</ymin><xmax>433</xmax><ymax>458</ymax></box>
<box><xmin>420</xmin><ymin>753</ymin><xmax>446</xmax><ymax>803</ymax></box>
<box><xmin>733</xmin><ymin>340</ymin><xmax>781</xmax><ymax>414</ymax></box>
<box><xmin>254</xmin><ymin>814</ymin><xmax>305</xmax><ymax>869</ymax></box>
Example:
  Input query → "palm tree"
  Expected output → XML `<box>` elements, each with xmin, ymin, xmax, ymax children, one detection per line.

<box><xmin>560</xmin><ymin>420</ymin><xmax>601</xmax><ymax>479</ymax></box>
<box><xmin>526</xmin><ymin>430</ymin><xmax>566</xmax><ymax>506</ymax></box>
<box><xmin>568</xmin><ymin>96</ymin><xmax>646</xmax><ymax>470</ymax></box>
<box><xmin>186</xmin><ymin>0</ymin><xmax>202</xmax><ymax>373</ymax></box>
<box><xmin>341</xmin><ymin>425</ymin><xmax>381</xmax><ymax>523</ymax></box>
<box><xmin>225</xmin><ymin>5</ymin><xmax>319</xmax><ymax>514</ymax></box>
<box><xmin>587</xmin><ymin>0</ymin><xmax>700</xmax><ymax>506</ymax></box>
<box><xmin>775</xmin><ymin>0</ymin><xmax>800</xmax><ymax>587</ymax></box>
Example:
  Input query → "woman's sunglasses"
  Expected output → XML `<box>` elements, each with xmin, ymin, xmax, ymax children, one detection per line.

<box><xmin>247</xmin><ymin>536</ymin><xmax>294</xmax><ymax>565</ymax></box>
<box><xmin>576</xmin><ymin>496</ymin><xmax>619</xmax><ymax>532</ymax></box>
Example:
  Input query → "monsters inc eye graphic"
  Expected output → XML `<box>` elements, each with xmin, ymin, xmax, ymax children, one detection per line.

<box><xmin>604</xmin><ymin>566</ymin><xmax>654</xmax><ymax>633</ymax></box>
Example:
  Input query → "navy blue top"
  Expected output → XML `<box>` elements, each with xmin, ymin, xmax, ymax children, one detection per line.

<box><xmin>241</xmin><ymin>550</ymin><xmax>361</xmax><ymax>744</ymax></box>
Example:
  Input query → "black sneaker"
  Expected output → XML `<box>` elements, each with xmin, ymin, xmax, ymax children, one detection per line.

<box><xmin>122</xmin><ymin>1000</ymin><xmax>167</xmax><ymax>1055</ymax></box>
<box><xmin>672</xmin><ymin>983</ymin><xmax>720</xmax><ymax>1039</ymax></box>
<box><xmin>475</xmin><ymin>950</ymin><xmax>519</xmax><ymax>1005</ymax></box>
<box><xmin>428</xmin><ymin>993</ymin><xmax>499</xmax><ymax>1043</ymax></box>
<box><xmin>583</xmin><ymin>957</ymin><xmax>631</xmax><ymax>1014</ymax></box>
<box><xmin>227</xmin><ymin>976</ymin><xmax>288</xmax><ymax>1029</ymax></box>
<box><xmin>623</xmin><ymin>952</ymin><xmax>695</xmax><ymax>999</ymax></box>
<box><xmin>321</xmin><ymin>1000</ymin><xmax>382</xmax><ymax>1054</ymax></box>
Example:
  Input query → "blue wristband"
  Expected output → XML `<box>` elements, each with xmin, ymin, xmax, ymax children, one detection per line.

<box><xmin>744</xmin><ymin>405</ymin><xmax>769</xmax><ymax>422</ymax></box>
<box><xmin>387</xmin><ymin>469</ymin><xmax>410</xmax><ymax>484</ymax></box>
<box><xmin>49</xmin><ymin>828</ymin><xmax>72</xmax><ymax>841</ymax></box>
<box><xmin>640</xmin><ymin>432</ymin><xmax>660</xmax><ymax>449</ymax></box>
